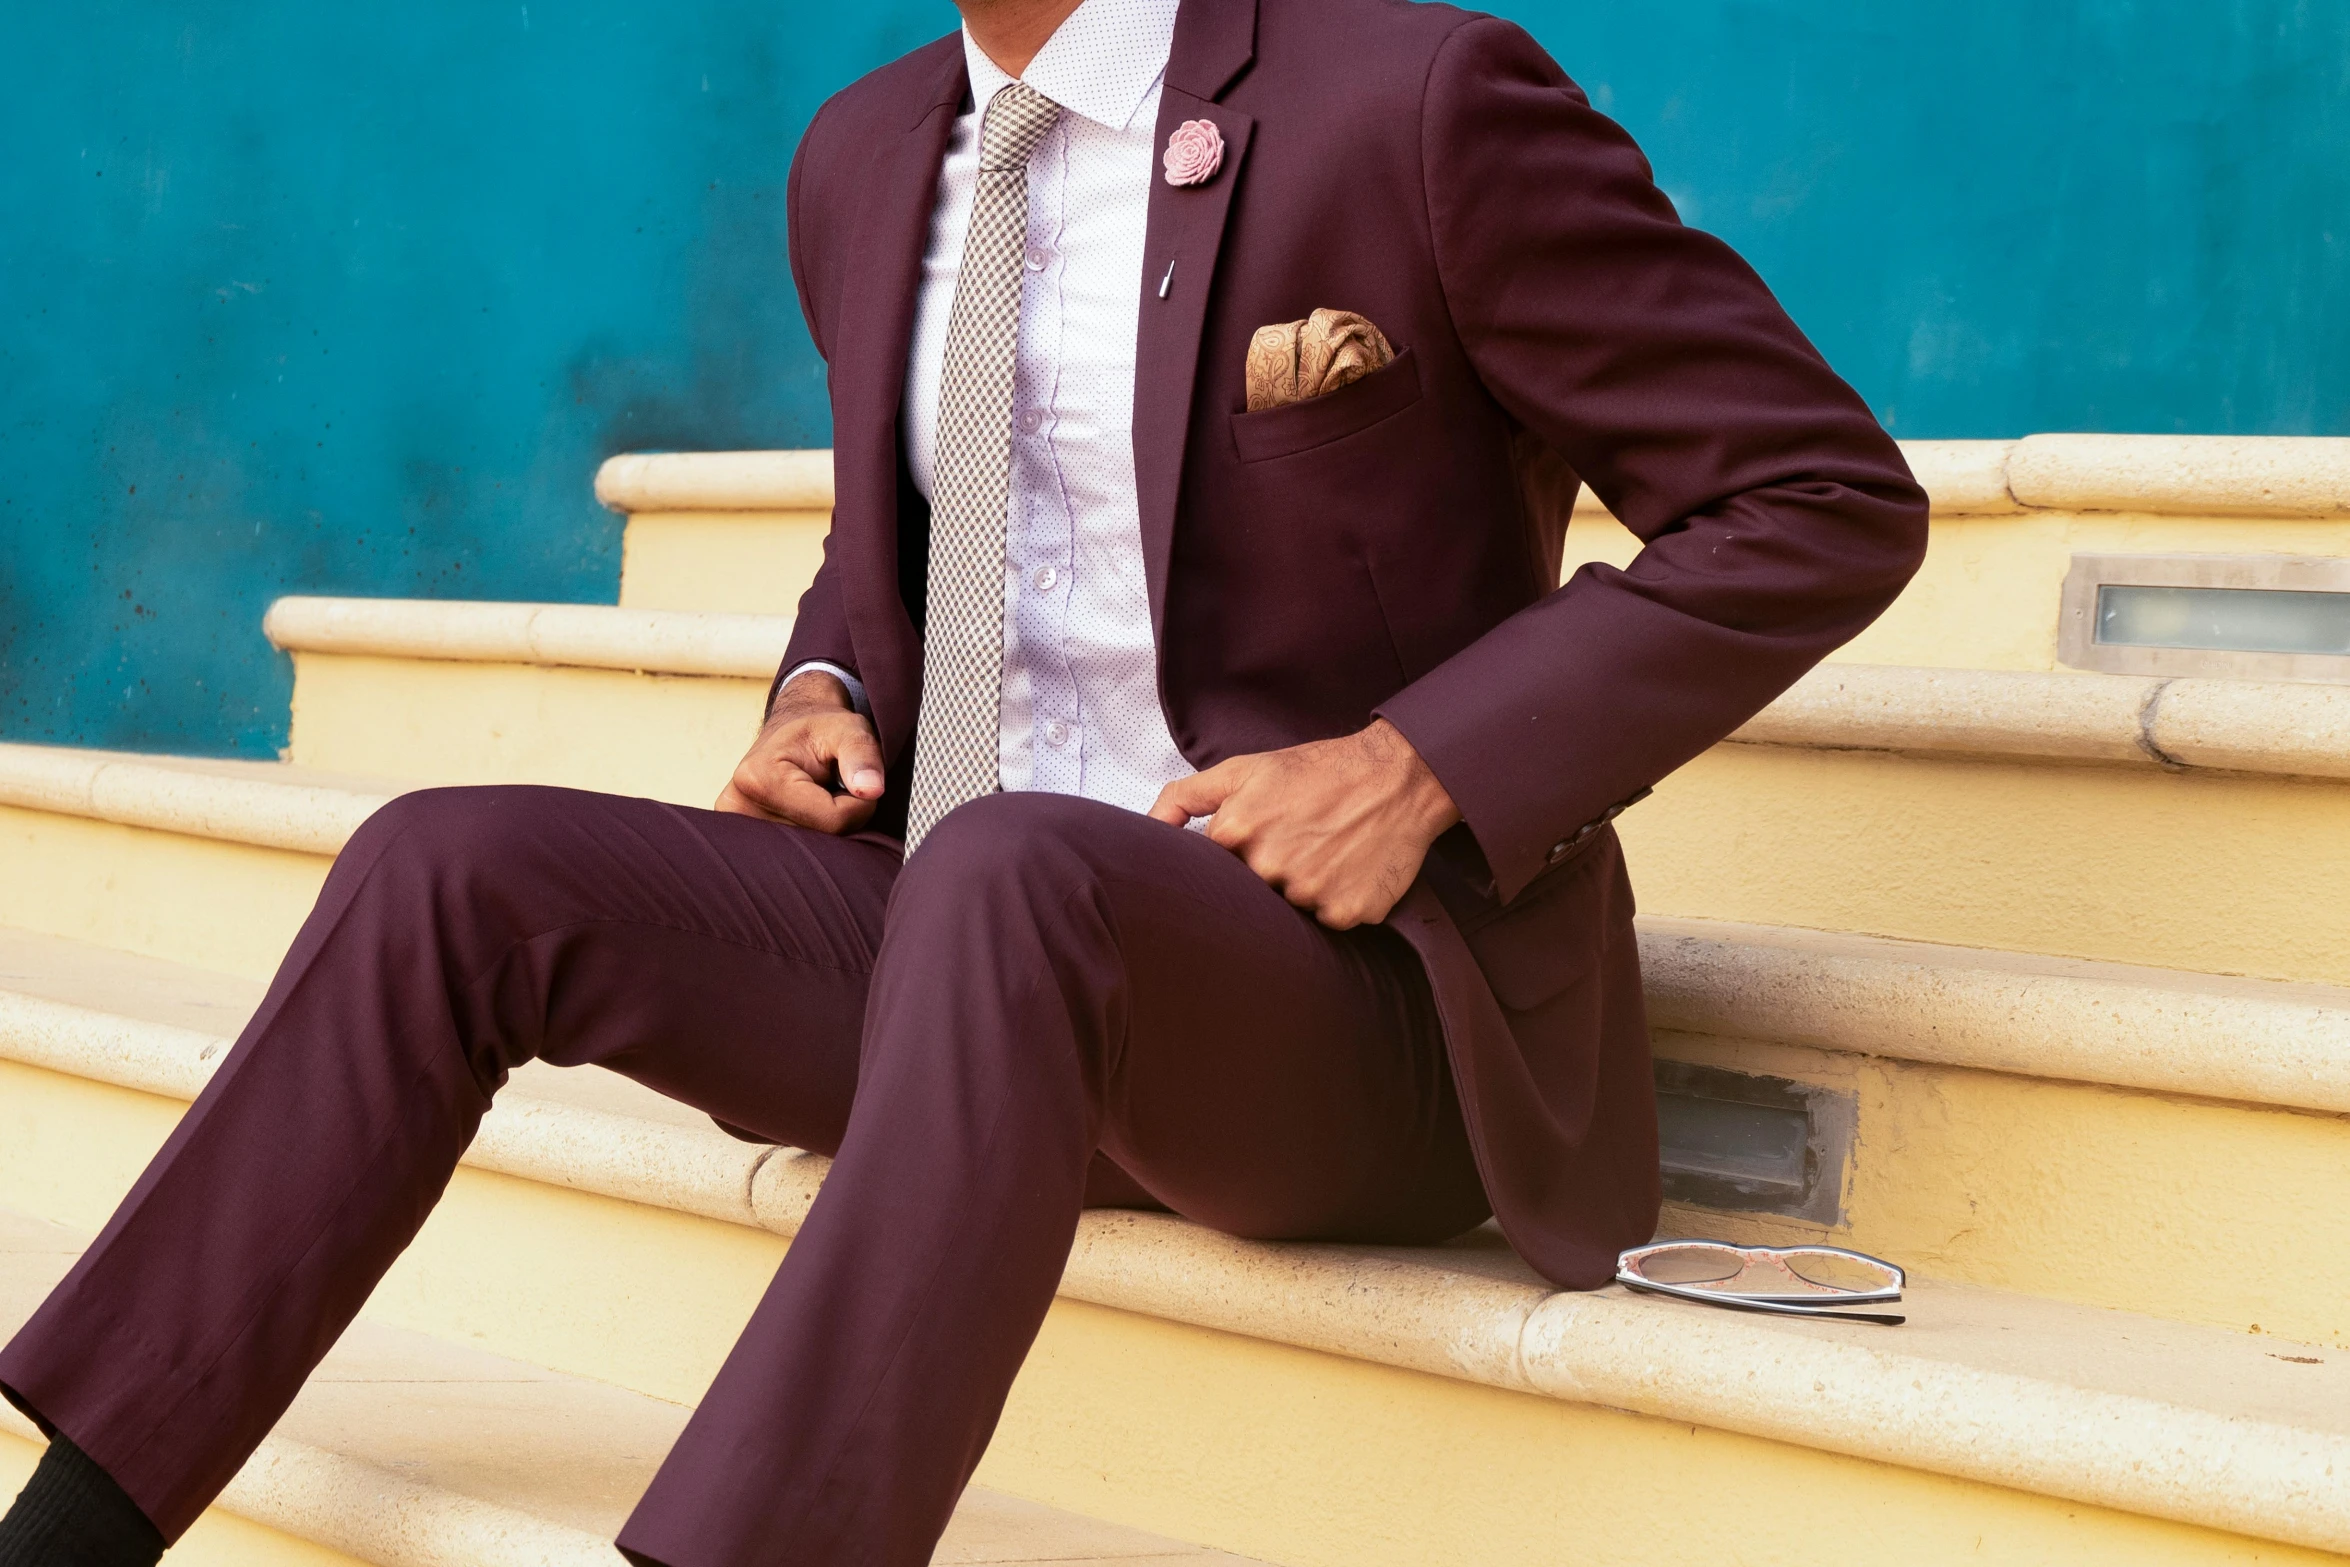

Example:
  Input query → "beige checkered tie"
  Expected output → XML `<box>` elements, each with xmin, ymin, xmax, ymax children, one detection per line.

<box><xmin>904</xmin><ymin>83</ymin><xmax>1064</xmax><ymax>853</ymax></box>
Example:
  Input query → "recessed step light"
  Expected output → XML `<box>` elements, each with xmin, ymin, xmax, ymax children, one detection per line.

<box><xmin>2062</xmin><ymin>554</ymin><xmax>2350</xmax><ymax>681</ymax></box>
<box><xmin>1653</xmin><ymin>1061</ymin><xmax>1854</xmax><ymax>1225</ymax></box>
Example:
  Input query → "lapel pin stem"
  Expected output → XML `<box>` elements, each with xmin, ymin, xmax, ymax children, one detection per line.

<box><xmin>1158</xmin><ymin>259</ymin><xmax>1176</xmax><ymax>299</ymax></box>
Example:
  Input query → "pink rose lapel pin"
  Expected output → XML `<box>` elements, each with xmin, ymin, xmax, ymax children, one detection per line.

<box><xmin>1162</xmin><ymin>119</ymin><xmax>1225</xmax><ymax>187</ymax></box>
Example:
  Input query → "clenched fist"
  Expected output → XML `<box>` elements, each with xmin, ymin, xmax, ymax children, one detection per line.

<box><xmin>716</xmin><ymin>671</ymin><xmax>886</xmax><ymax>834</ymax></box>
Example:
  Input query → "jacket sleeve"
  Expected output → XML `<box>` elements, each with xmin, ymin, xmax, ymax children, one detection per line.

<box><xmin>770</xmin><ymin>96</ymin><xmax>860</xmax><ymax>718</ymax></box>
<box><xmin>772</xmin><ymin>545</ymin><xmax>860</xmax><ymax>716</ymax></box>
<box><xmin>1375</xmin><ymin>16</ymin><xmax>1929</xmax><ymax>901</ymax></box>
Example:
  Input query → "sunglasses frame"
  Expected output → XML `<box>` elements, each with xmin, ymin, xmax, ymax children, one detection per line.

<box><xmin>1616</xmin><ymin>1241</ymin><xmax>1906</xmax><ymax>1307</ymax></box>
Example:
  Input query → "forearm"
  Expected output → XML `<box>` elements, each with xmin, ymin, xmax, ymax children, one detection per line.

<box><xmin>1393</xmin><ymin>16</ymin><xmax>1929</xmax><ymax>897</ymax></box>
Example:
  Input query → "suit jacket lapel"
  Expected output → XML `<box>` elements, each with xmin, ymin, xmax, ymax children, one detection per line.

<box><xmin>1133</xmin><ymin>0</ymin><xmax>1258</xmax><ymax>649</ymax></box>
<box><xmin>828</xmin><ymin>50</ymin><xmax>965</xmax><ymax>761</ymax></box>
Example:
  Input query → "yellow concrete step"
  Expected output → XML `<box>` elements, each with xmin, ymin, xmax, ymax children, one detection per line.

<box><xmin>1572</xmin><ymin>435</ymin><xmax>2350</xmax><ymax>674</ymax></box>
<box><xmin>592</xmin><ymin>438</ymin><xmax>2350</xmax><ymax>660</ymax></box>
<box><xmin>0</xmin><ymin>1209</ymin><xmax>1273</xmax><ymax>1567</ymax></box>
<box><xmin>260</xmin><ymin>597</ymin><xmax>787</xmax><ymax>804</ymax></box>
<box><xmin>1639</xmin><ymin>918</ymin><xmax>2350</xmax><ymax>1346</ymax></box>
<box><xmin>3</xmin><ymin>736</ymin><xmax>2347</xmax><ymax>1341</ymax></box>
<box><xmin>598</xmin><ymin>449</ymin><xmax>833</xmax><ymax>617</ymax></box>
<box><xmin>0</xmin><ymin>746</ymin><xmax>399</xmax><ymax>980</ymax></box>
<box><xmin>1629</xmin><ymin>663</ymin><xmax>2350</xmax><ymax>985</ymax></box>
<box><xmin>4</xmin><ymin>933</ymin><xmax>2348</xmax><ymax>1565</ymax></box>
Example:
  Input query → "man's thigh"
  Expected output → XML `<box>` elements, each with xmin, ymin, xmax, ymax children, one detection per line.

<box><xmin>1013</xmin><ymin>800</ymin><xmax>1487</xmax><ymax>1244</ymax></box>
<box><xmin>399</xmin><ymin>785</ymin><xmax>900</xmax><ymax>1155</ymax></box>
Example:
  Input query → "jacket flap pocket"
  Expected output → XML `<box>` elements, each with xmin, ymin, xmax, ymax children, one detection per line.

<box><xmin>1460</xmin><ymin>841</ymin><xmax>1623</xmax><ymax>1013</ymax></box>
<box><xmin>1228</xmin><ymin>347</ymin><xmax>1422</xmax><ymax>464</ymax></box>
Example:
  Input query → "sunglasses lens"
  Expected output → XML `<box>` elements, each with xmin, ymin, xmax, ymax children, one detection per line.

<box><xmin>1634</xmin><ymin>1244</ymin><xmax>1745</xmax><ymax>1285</ymax></box>
<box><xmin>1785</xmin><ymin>1250</ymin><xmax>1898</xmax><ymax>1293</ymax></box>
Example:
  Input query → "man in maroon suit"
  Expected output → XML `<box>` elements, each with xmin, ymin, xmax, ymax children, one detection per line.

<box><xmin>0</xmin><ymin>0</ymin><xmax>1925</xmax><ymax>1562</ymax></box>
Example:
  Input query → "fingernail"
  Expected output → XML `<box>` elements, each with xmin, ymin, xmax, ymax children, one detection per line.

<box><xmin>851</xmin><ymin>769</ymin><xmax>882</xmax><ymax>794</ymax></box>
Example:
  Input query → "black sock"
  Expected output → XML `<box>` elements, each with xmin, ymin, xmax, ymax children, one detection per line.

<box><xmin>0</xmin><ymin>1436</ymin><xmax>164</xmax><ymax>1567</ymax></box>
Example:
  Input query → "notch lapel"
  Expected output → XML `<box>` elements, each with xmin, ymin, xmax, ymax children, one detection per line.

<box><xmin>1132</xmin><ymin>0</ymin><xmax>1259</xmax><ymax>651</ymax></box>
<box><xmin>825</xmin><ymin>51</ymin><xmax>965</xmax><ymax>761</ymax></box>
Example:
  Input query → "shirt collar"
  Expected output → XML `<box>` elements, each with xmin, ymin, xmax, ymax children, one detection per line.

<box><xmin>960</xmin><ymin>0</ymin><xmax>1179</xmax><ymax>134</ymax></box>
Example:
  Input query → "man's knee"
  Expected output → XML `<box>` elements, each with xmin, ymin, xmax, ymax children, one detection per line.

<box><xmin>335</xmin><ymin>784</ymin><xmax>579</xmax><ymax>902</ymax></box>
<box><xmin>897</xmin><ymin>791</ymin><xmax>1129</xmax><ymax>909</ymax></box>
<box><xmin>874</xmin><ymin>794</ymin><xmax>1136</xmax><ymax>1078</ymax></box>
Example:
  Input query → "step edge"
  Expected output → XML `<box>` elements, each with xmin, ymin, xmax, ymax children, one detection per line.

<box><xmin>1</xmin><ymin>1401</ymin><xmax>624</xmax><ymax>1566</ymax></box>
<box><xmin>1057</xmin><ymin>1211</ymin><xmax>2350</xmax><ymax>1555</ymax></box>
<box><xmin>596</xmin><ymin>450</ymin><xmax>833</xmax><ymax>514</ymax></box>
<box><xmin>220</xmin><ymin>1433</ymin><xmax>626</xmax><ymax>1567</ymax></box>
<box><xmin>2005</xmin><ymin>434</ymin><xmax>2350</xmax><ymax>519</ymax></box>
<box><xmin>1524</xmin><ymin>1291</ymin><xmax>2350</xmax><ymax>1555</ymax></box>
<box><xmin>1637</xmin><ymin>918</ymin><xmax>2350</xmax><ymax>1115</ymax></box>
<box><xmin>9</xmin><ymin>991</ymin><xmax>2348</xmax><ymax>1554</ymax></box>
<box><xmin>1727</xmin><ymin>663</ymin><xmax>2350</xmax><ymax>783</ymax></box>
<box><xmin>0</xmin><ymin>744</ymin><xmax>399</xmax><ymax>856</ymax></box>
<box><xmin>251</xmin><ymin>614</ymin><xmax>2350</xmax><ymax>783</ymax></box>
<box><xmin>585</xmin><ymin>439</ymin><xmax>2350</xmax><ymax>520</ymax></box>
<box><xmin>0</xmin><ymin>988</ymin><xmax>772</xmax><ymax>1233</ymax></box>
<box><xmin>264</xmin><ymin>597</ymin><xmax>792</xmax><ymax>681</ymax></box>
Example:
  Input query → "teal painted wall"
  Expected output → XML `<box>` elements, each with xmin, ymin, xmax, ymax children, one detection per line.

<box><xmin>3</xmin><ymin>1</ymin><xmax>2345</xmax><ymax>757</ymax></box>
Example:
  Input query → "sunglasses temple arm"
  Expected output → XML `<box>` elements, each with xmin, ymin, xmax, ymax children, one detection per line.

<box><xmin>1620</xmin><ymin>1279</ymin><xmax>1906</xmax><ymax>1327</ymax></box>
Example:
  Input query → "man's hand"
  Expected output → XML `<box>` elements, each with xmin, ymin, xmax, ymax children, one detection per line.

<box><xmin>717</xmin><ymin>671</ymin><xmax>886</xmax><ymax>833</ymax></box>
<box><xmin>1149</xmin><ymin>719</ymin><xmax>1460</xmax><ymax>929</ymax></box>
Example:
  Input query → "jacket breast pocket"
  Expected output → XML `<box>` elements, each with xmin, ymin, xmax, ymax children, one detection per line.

<box><xmin>1227</xmin><ymin>347</ymin><xmax>1422</xmax><ymax>464</ymax></box>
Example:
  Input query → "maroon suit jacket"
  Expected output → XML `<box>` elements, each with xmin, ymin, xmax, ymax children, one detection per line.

<box><xmin>777</xmin><ymin>0</ymin><xmax>1929</xmax><ymax>1287</ymax></box>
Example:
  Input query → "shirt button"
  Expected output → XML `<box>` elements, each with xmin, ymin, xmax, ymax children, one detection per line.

<box><xmin>1043</xmin><ymin>719</ymin><xmax>1071</xmax><ymax>748</ymax></box>
<box><xmin>1018</xmin><ymin>408</ymin><xmax>1044</xmax><ymax>434</ymax></box>
<box><xmin>1024</xmin><ymin>245</ymin><xmax>1051</xmax><ymax>271</ymax></box>
<box><xmin>1033</xmin><ymin>564</ymin><xmax>1059</xmax><ymax>592</ymax></box>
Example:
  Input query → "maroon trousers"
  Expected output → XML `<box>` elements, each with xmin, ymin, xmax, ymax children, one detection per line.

<box><xmin>0</xmin><ymin>785</ymin><xmax>1489</xmax><ymax>1567</ymax></box>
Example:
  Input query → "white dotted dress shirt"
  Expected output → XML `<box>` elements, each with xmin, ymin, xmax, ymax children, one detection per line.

<box><xmin>794</xmin><ymin>0</ymin><xmax>1194</xmax><ymax>817</ymax></box>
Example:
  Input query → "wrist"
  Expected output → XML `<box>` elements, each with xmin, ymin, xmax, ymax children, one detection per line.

<box><xmin>1366</xmin><ymin>719</ymin><xmax>1460</xmax><ymax>840</ymax></box>
<box><xmin>773</xmin><ymin>669</ymin><xmax>853</xmax><ymax>718</ymax></box>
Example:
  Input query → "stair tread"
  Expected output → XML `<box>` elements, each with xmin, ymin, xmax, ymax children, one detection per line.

<box><xmin>0</xmin><ymin>923</ymin><xmax>701</xmax><ymax>1129</ymax></box>
<box><xmin>1643</xmin><ymin>913</ymin><xmax>2350</xmax><ymax>1113</ymax></box>
<box><xmin>1648</xmin><ymin>913</ymin><xmax>2350</xmax><ymax>1010</ymax></box>
<box><xmin>1687</xmin><ymin>1268</ymin><xmax>2350</xmax><ymax>1434</ymax></box>
<box><xmin>0</xmin><ymin>923</ymin><xmax>262</xmax><ymax>1035</ymax></box>
<box><xmin>0</xmin><ymin>740</ymin><xmax>410</xmax><ymax>799</ymax></box>
<box><xmin>0</xmin><ymin>741</ymin><xmax>414</xmax><ymax>858</ymax></box>
<box><xmin>585</xmin><ymin>439</ymin><xmax>2350</xmax><ymax>523</ymax></box>
<box><xmin>264</xmin><ymin>596</ymin><xmax>791</xmax><ymax>681</ymax></box>
<box><xmin>1314</xmin><ymin>1223</ymin><xmax>2350</xmax><ymax>1439</ymax></box>
<box><xmin>0</xmin><ymin>1208</ymin><xmax>1267</xmax><ymax>1565</ymax></box>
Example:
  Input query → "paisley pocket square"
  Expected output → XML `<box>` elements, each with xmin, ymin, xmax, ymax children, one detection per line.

<box><xmin>1244</xmin><ymin>308</ymin><xmax>1395</xmax><ymax>412</ymax></box>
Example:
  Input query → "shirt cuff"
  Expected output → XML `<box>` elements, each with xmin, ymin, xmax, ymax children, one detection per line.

<box><xmin>778</xmin><ymin>660</ymin><xmax>870</xmax><ymax>717</ymax></box>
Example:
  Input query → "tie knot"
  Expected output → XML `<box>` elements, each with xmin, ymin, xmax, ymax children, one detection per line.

<box><xmin>978</xmin><ymin>83</ymin><xmax>1062</xmax><ymax>172</ymax></box>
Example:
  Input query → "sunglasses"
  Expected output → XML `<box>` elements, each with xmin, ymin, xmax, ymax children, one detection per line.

<box><xmin>1616</xmin><ymin>1241</ymin><xmax>1906</xmax><ymax>1326</ymax></box>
